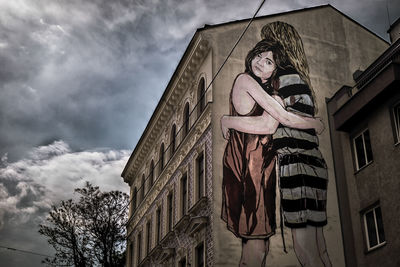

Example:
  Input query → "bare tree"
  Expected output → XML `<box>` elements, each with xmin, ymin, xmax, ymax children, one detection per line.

<box><xmin>39</xmin><ymin>182</ymin><xmax>128</xmax><ymax>267</ymax></box>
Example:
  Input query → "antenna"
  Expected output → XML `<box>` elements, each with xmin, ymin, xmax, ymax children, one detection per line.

<box><xmin>385</xmin><ymin>0</ymin><xmax>391</xmax><ymax>41</ymax></box>
<box><xmin>386</xmin><ymin>0</ymin><xmax>391</xmax><ymax>27</ymax></box>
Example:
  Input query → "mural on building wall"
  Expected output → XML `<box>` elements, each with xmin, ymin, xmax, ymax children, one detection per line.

<box><xmin>220</xmin><ymin>21</ymin><xmax>331</xmax><ymax>267</ymax></box>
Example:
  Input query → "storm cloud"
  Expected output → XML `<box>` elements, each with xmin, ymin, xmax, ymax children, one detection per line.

<box><xmin>1</xmin><ymin>0</ymin><xmax>399</xmax><ymax>162</ymax></box>
<box><xmin>1</xmin><ymin>0</ymin><xmax>399</xmax><ymax>266</ymax></box>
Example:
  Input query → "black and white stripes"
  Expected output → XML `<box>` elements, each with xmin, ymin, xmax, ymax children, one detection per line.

<box><xmin>274</xmin><ymin>73</ymin><xmax>328</xmax><ymax>228</ymax></box>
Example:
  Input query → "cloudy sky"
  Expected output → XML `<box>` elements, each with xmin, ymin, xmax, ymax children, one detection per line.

<box><xmin>1</xmin><ymin>0</ymin><xmax>399</xmax><ymax>266</ymax></box>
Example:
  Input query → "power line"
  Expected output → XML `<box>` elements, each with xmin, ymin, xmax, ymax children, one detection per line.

<box><xmin>0</xmin><ymin>244</ymin><xmax>54</xmax><ymax>258</ymax></box>
<box><xmin>125</xmin><ymin>0</ymin><xmax>268</xmax><ymax>225</ymax></box>
<box><xmin>205</xmin><ymin>0</ymin><xmax>267</xmax><ymax>93</ymax></box>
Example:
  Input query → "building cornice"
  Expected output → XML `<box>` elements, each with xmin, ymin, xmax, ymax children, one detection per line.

<box><xmin>122</xmin><ymin>35</ymin><xmax>210</xmax><ymax>184</ymax></box>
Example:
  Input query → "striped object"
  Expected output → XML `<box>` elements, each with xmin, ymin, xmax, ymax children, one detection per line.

<box><xmin>274</xmin><ymin>72</ymin><xmax>328</xmax><ymax>228</ymax></box>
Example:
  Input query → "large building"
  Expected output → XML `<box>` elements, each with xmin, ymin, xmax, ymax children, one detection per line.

<box><xmin>327</xmin><ymin>18</ymin><xmax>400</xmax><ymax>267</ymax></box>
<box><xmin>121</xmin><ymin>5</ymin><xmax>392</xmax><ymax>267</ymax></box>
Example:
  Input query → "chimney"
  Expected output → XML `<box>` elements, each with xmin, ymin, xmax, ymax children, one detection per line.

<box><xmin>388</xmin><ymin>17</ymin><xmax>400</xmax><ymax>43</ymax></box>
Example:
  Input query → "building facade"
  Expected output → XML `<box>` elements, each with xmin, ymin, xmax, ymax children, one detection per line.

<box><xmin>122</xmin><ymin>33</ymin><xmax>214</xmax><ymax>267</ymax></box>
<box><xmin>122</xmin><ymin>5</ymin><xmax>391</xmax><ymax>267</ymax></box>
<box><xmin>327</xmin><ymin>22</ymin><xmax>400</xmax><ymax>267</ymax></box>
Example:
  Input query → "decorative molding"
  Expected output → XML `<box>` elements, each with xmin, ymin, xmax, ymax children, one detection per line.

<box><xmin>176</xmin><ymin>170</ymin><xmax>183</xmax><ymax>179</ymax></box>
<box><xmin>189</xmin><ymin>87</ymin><xmax>195</xmax><ymax>100</ymax></box>
<box><xmin>176</xmin><ymin>248</ymin><xmax>186</xmax><ymax>260</ymax></box>
<box><xmin>166</xmin><ymin>183</ymin><xmax>174</xmax><ymax>192</ymax></box>
<box><xmin>174</xmin><ymin>214</ymin><xmax>190</xmax><ymax>232</ymax></box>
<box><xmin>124</xmin><ymin>37</ymin><xmax>210</xmax><ymax>184</ymax></box>
<box><xmin>127</xmin><ymin>105</ymin><xmax>211</xmax><ymax>236</ymax></box>
<box><xmin>188</xmin><ymin>196</ymin><xmax>208</xmax><ymax>216</ymax></box>
<box><xmin>185</xmin><ymin>216</ymin><xmax>208</xmax><ymax>237</ymax></box>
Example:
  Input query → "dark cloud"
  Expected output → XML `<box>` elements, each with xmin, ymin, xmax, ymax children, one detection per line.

<box><xmin>327</xmin><ymin>0</ymin><xmax>400</xmax><ymax>40</ymax></box>
<box><xmin>3</xmin><ymin>0</ymin><xmax>396</xmax><ymax>162</ymax></box>
<box><xmin>0</xmin><ymin>0</ymin><xmax>173</xmax><ymax>161</ymax></box>
<box><xmin>1</xmin><ymin>0</ymin><xmax>285</xmax><ymax>162</ymax></box>
<box><xmin>1</xmin><ymin>0</ymin><xmax>399</xmax><ymax>265</ymax></box>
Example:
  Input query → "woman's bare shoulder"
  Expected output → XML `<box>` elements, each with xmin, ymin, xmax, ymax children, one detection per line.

<box><xmin>235</xmin><ymin>73</ymin><xmax>257</xmax><ymax>86</ymax></box>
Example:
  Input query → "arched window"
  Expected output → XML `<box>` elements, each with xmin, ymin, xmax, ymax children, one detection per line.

<box><xmin>197</xmin><ymin>77</ymin><xmax>206</xmax><ymax>115</ymax></box>
<box><xmin>170</xmin><ymin>124</ymin><xmax>176</xmax><ymax>157</ymax></box>
<box><xmin>150</xmin><ymin>160</ymin><xmax>154</xmax><ymax>186</ymax></box>
<box><xmin>131</xmin><ymin>187</ymin><xmax>137</xmax><ymax>213</ymax></box>
<box><xmin>183</xmin><ymin>103</ymin><xmax>190</xmax><ymax>139</ymax></box>
<box><xmin>140</xmin><ymin>175</ymin><xmax>145</xmax><ymax>202</ymax></box>
<box><xmin>159</xmin><ymin>143</ymin><xmax>165</xmax><ymax>173</ymax></box>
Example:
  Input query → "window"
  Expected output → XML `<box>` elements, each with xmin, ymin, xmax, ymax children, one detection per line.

<box><xmin>129</xmin><ymin>241</ymin><xmax>134</xmax><ymax>267</ymax></box>
<box><xmin>179</xmin><ymin>257</ymin><xmax>187</xmax><ymax>267</ymax></box>
<box><xmin>392</xmin><ymin>102</ymin><xmax>400</xmax><ymax>143</ymax></box>
<box><xmin>183</xmin><ymin>103</ymin><xmax>190</xmax><ymax>139</ymax></box>
<box><xmin>197</xmin><ymin>152</ymin><xmax>205</xmax><ymax>199</ymax></box>
<box><xmin>170</xmin><ymin>124</ymin><xmax>176</xmax><ymax>157</ymax></box>
<box><xmin>197</xmin><ymin>77</ymin><xmax>206</xmax><ymax>115</ymax></box>
<box><xmin>353</xmin><ymin>129</ymin><xmax>373</xmax><ymax>170</ymax></box>
<box><xmin>363</xmin><ymin>205</ymin><xmax>386</xmax><ymax>251</ymax></box>
<box><xmin>180</xmin><ymin>173</ymin><xmax>188</xmax><ymax>216</ymax></box>
<box><xmin>137</xmin><ymin>231</ymin><xmax>142</xmax><ymax>263</ymax></box>
<box><xmin>146</xmin><ymin>221</ymin><xmax>151</xmax><ymax>255</ymax></box>
<box><xmin>150</xmin><ymin>160</ymin><xmax>154</xmax><ymax>186</ymax></box>
<box><xmin>156</xmin><ymin>208</ymin><xmax>161</xmax><ymax>244</ymax></box>
<box><xmin>131</xmin><ymin>187</ymin><xmax>137</xmax><ymax>214</ymax></box>
<box><xmin>167</xmin><ymin>192</ymin><xmax>174</xmax><ymax>232</ymax></box>
<box><xmin>159</xmin><ymin>143</ymin><xmax>165</xmax><ymax>173</ymax></box>
<box><xmin>195</xmin><ymin>242</ymin><xmax>205</xmax><ymax>267</ymax></box>
<box><xmin>140</xmin><ymin>175</ymin><xmax>145</xmax><ymax>202</ymax></box>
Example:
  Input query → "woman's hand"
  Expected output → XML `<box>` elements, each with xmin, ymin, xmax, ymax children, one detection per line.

<box><xmin>220</xmin><ymin>116</ymin><xmax>230</xmax><ymax>140</ymax></box>
<box><xmin>314</xmin><ymin>117</ymin><xmax>325</xmax><ymax>135</ymax></box>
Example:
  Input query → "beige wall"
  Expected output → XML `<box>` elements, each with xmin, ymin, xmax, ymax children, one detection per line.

<box><xmin>209</xmin><ymin>6</ymin><xmax>388</xmax><ymax>266</ymax></box>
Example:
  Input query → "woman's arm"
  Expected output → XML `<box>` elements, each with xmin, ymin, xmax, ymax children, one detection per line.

<box><xmin>221</xmin><ymin>111</ymin><xmax>278</xmax><ymax>139</ymax></box>
<box><xmin>235</xmin><ymin>74</ymin><xmax>323</xmax><ymax>132</ymax></box>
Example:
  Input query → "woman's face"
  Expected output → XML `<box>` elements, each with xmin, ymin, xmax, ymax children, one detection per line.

<box><xmin>251</xmin><ymin>51</ymin><xmax>276</xmax><ymax>83</ymax></box>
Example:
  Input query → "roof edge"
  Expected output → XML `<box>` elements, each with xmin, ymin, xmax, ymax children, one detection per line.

<box><xmin>121</xmin><ymin>30</ymin><xmax>201</xmax><ymax>179</ymax></box>
<box><xmin>197</xmin><ymin>4</ymin><xmax>389</xmax><ymax>45</ymax></box>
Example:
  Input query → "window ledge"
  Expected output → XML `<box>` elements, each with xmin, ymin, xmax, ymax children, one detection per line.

<box><xmin>149</xmin><ymin>245</ymin><xmax>175</xmax><ymax>263</ymax></box>
<box><xmin>354</xmin><ymin>160</ymin><xmax>373</xmax><ymax>175</ymax></box>
<box><xmin>174</xmin><ymin>214</ymin><xmax>190</xmax><ymax>231</ymax></box>
<box><xmin>188</xmin><ymin>196</ymin><xmax>208</xmax><ymax>215</ymax></box>
<box><xmin>160</xmin><ymin>229</ymin><xmax>175</xmax><ymax>246</ymax></box>
<box><xmin>365</xmin><ymin>241</ymin><xmax>387</xmax><ymax>254</ymax></box>
<box><xmin>148</xmin><ymin>243</ymin><xmax>161</xmax><ymax>258</ymax></box>
<box><xmin>184</xmin><ymin>216</ymin><xmax>208</xmax><ymax>237</ymax></box>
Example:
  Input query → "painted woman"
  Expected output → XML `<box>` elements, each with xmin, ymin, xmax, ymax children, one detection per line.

<box><xmin>222</xmin><ymin>21</ymin><xmax>332</xmax><ymax>267</ymax></box>
<box><xmin>221</xmin><ymin>38</ymin><xmax>323</xmax><ymax>267</ymax></box>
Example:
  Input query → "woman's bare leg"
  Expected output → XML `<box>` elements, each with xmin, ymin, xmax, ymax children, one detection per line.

<box><xmin>240</xmin><ymin>239</ymin><xmax>269</xmax><ymax>267</ymax></box>
<box><xmin>292</xmin><ymin>226</ymin><xmax>326</xmax><ymax>267</ymax></box>
<box><xmin>316</xmin><ymin>227</ymin><xmax>332</xmax><ymax>267</ymax></box>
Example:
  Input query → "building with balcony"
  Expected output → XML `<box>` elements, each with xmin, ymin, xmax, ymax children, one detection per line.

<box><xmin>121</xmin><ymin>5</ymin><xmax>390</xmax><ymax>267</ymax></box>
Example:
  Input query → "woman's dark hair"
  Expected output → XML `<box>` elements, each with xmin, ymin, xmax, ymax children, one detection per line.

<box><xmin>245</xmin><ymin>39</ymin><xmax>290</xmax><ymax>86</ymax></box>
